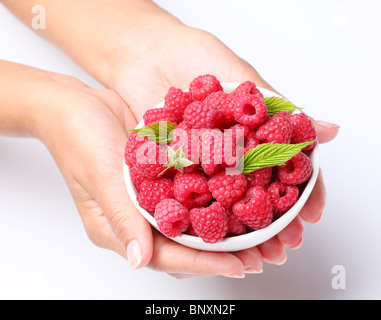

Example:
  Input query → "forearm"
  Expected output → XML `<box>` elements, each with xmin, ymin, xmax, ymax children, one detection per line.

<box><xmin>2</xmin><ymin>0</ymin><xmax>182</xmax><ymax>88</ymax></box>
<box><xmin>0</xmin><ymin>59</ymin><xmax>82</xmax><ymax>138</ymax></box>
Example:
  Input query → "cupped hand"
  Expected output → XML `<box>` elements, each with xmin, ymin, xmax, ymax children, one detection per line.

<box><xmin>108</xmin><ymin>25</ymin><xmax>339</xmax><ymax>276</ymax></box>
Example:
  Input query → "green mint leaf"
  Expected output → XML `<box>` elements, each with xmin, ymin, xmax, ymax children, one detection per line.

<box><xmin>130</xmin><ymin>121</ymin><xmax>177</xmax><ymax>144</ymax></box>
<box><xmin>242</xmin><ymin>141</ymin><xmax>315</xmax><ymax>175</ymax></box>
<box><xmin>264</xmin><ymin>96</ymin><xmax>303</xmax><ymax>116</ymax></box>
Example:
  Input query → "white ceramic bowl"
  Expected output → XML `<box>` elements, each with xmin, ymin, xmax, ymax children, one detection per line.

<box><xmin>123</xmin><ymin>83</ymin><xmax>319</xmax><ymax>252</ymax></box>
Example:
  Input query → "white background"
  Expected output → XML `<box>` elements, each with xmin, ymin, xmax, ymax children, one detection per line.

<box><xmin>1</xmin><ymin>0</ymin><xmax>380</xmax><ymax>299</ymax></box>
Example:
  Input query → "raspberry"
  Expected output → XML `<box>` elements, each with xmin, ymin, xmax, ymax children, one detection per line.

<box><xmin>256</xmin><ymin>113</ymin><xmax>293</xmax><ymax>144</ymax></box>
<box><xmin>208</xmin><ymin>170</ymin><xmax>247</xmax><ymax>209</ymax></box>
<box><xmin>289</xmin><ymin>112</ymin><xmax>317</xmax><ymax>150</ymax></box>
<box><xmin>278</xmin><ymin>152</ymin><xmax>313</xmax><ymax>185</ymax></box>
<box><xmin>169</xmin><ymin>126</ymin><xmax>199</xmax><ymax>173</ymax></box>
<box><xmin>134</xmin><ymin>140</ymin><xmax>168</xmax><ymax>178</ymax></box>
<box><xmin>190</xmin><ymin>202</ymin><xmax>228</xmax><ymax>243</ymax></box>
<box><xmin>199</xmin><ymin>129</ymin><xmax>225</xmax><ymax>175</ymax></box>
<box><xmin>226</xmin><ymin>209</ymin><xmax>247</xmax><ymax>235</ymax></box>
<box><xmin>232</xmin><ymin>186</ymin><xmax>273</xmax><ymax>230</ymax></box>
<box><xmin>143</xmin><ymin>108</ymin><xmax>178</xmax><ymax>126</ymax></box>
<box><xmin>155</xmin><ymin>199</ymin><xmax>190</xmax><ymax>238</ymax></box>
<box><xmin>189</xmin><ymin>74</ymin><xmax>223</xmax><ymax>101</ymax></box>
<box><xmin>164</xmin><ymin>87</ymin><xmax>193</xmax><ymax>122</ymax></box>
<box><xmin>245</xmin><ymin>167</ymin><xmax>273</xmax><ymax>189</ymax></box>
<box><xmin>203</xmin><ymin>91</ymin><xmax>236</xmax><ymax>124</ymax></box>
<box><xmin>183</xmin><ymin>101</ymin><xmax>223</xmax><ymax>129</ymax></box>
<box><xmin>129</xmin><ymin>166</ymin><xmax>149</xmax><ymax>192</ymax></box>
<box><xmin>173</xmin><ymin>172</ymin><xmax>212</xmax><ymax>209</ymax></box>
<box><xmin>137</xmin><ymin>178</ymin><xmax>174</xmax><ymax>213</ymax></box>
<box><xmin>234</xmin><ymin>94</ymin><xmax>269</xmax><ymax>128</ymax></box>
<box><xmin>124</xmin><ymin>131</ymin><xmax>147</xmax><ymax>168</ymax></box>
<box><xmin>267</xmin><ymin>182</ymin><xmax>299</xmax><ymax>218</ymax></box>
<box><xmin>244</xmin><ymin>129</ymin><xmax>260</xmax><ymax>153</ymax></box>
<box><xmin>231</xmin><ymin>81</ymin><xmax>264</xmax><ymax>100</ymax></box>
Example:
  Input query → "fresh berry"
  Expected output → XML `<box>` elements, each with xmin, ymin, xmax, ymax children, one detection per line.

<box><xmin>137</xmin><ymin>178</ymin><xmax>174</xmax><ymax>213</ymax></box>
<box><xmin>133</xmin><ymin>140</ymin><xmax>168</xmax><ymax>178</ymax></box>
<box><xmin>267</xmin><ymin>182</ymin><xmax>299</xmax><ymax>218</ymax></box>
<box><xmin>208</xmin><ymin>170</ymin><xmax>247</xmax><ymax>209</ymax></box>
<box><xmin>129</xmin><ymin>166</ymin><xmax>149</xmax><ymax>191</ymax></box>
<box><xmin>164</xmin><ymin>87</ymin><xmax>193</xmax><ymax>122</ymax></box>
<box><xmin>245</xmin><ymin>167</ymin><xmax>273</xmax><ymax>189</ymax></box>
<box><xmin>124</xmin><ymin>131</ymin><xmax>147</xmax><ymax>168</ymax></box>
<box><xmin>169</xmin><ymin>126</ymin><xmax>199</xmax><ymax>173</ymax></box>
<box><xmin>222</xmin><ymin>124</ymin><xmax>247</xmax><ymax>168</ymax></box>
<box><xmin>203</xmin><ymin>91</ymin><xmax>237</xmax><ymax>124</ymax></box>
<box><xmin>190</xmin><ymin>202</ymin><xmax>228</xmax><ymax>243</ymax></box>
<box><xmin>289</xmin><ymin>112</ymin><xmax>317</xmax><ymax>150</ymax></box>
<box><xmin>199</xmin><ymin>129</ymin><xmax>225</xmax><ymax>175</ymax></box>
<box><xmin>256</xmin><ymin>112</ymin><xmax>293</xmax><ymax>144</ymax></box>
<box><xmin>244</xmin><ymin>129</ymin><xmax>260</xmax><ymax>153</ymax></box>
<box><xmin>278</xmin><ymin>152</ymin><xmax>313</xmax><ymax>185</ymax></box>
<box><xmin>155</xmin><ymin>199</ymin><xmax>190</xmax><ymax>238</ymax></box>
<box><xmin>231</xmin><ymin>81</ymin><xmax>264</xmax><ymax>100</ymax></box>
<box><xmin>183</xmin><ymin>101</ymin><xmax>223</xmax><ymax>129</ymax></box>
<box><xmin>234</xmin><ymin>94</ymin><xmax>269</xmax><ymax>128</ymax></box>
<box><xmin>232</xmin><ymin>186</ymin><xmax>273</xmax><ymax>230</ymax></box>
<box><xmin>226</xmin><ymin>209</ymin><xmax>247</xmax><ymax>235</ymax></box>
<box><xmin>189</xmin><ymin>74</ymin><xmax>223</xmax><ymax>101</ymax></box>
<box><xmin>143</xmin><ymin>108</ymin><xmax>178</xmax><ymax>126</ymax></box>
<box><xmin>173</xmin><ymin>172</ymin><xmax>212</xmax><ymax>209</ymax></box>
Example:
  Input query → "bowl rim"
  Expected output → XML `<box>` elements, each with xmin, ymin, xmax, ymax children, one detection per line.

<box><xmin>123</xmin><ymin>83</ymin><xmax>320</xmax><ymax>252</ymax></box>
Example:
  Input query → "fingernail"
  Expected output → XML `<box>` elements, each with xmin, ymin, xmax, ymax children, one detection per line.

<box><xmin>314</xmin><ymin>120</ymin><xmax>340</xmax><ymax>128</ymax></box>
<box><xmin>244</xmin><ymin>268</ymin><xmax>263</xmax><ymax>274</ymax></box>
<box><xmin>224</xmin><ymin>273</ymin><xmax>246</xmax><ymax>279</ymax></box>
<box><xmin>276</xmin><ymin>255</ymin><xmax>288</xmax><ymax>266</ymax></box>
<box><xmin>126</xmin><ymin>239</ymin><xmax>143</xmax><ymax>270</ymax></box>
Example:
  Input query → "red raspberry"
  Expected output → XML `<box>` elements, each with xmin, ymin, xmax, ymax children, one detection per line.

<box><xmin>203</xmin><ymin>91</ymin><xmax>236</xmax><ymax>124</ymax></box>
<box><xmin>231</xmin><ymin>81</ymin><xmax>264</xmax><ymax>100</ymax></box>
<box><xmin>289</xmin><ymin>112</ymin><xmax>317</xmax><ymax>150</ymax></box>
<box><xmin>189</xmin><ymin>74</ymin><xmax>223</xmax><ymax>101</ymax></box>
<box><xmin>134</xmin><ymin>140</ymin><xmax>168</xmax><ymax>178</ymax></box>
<box><xmin>137</xmin><ymin>178</ymin><xmax>174</xmax><ymax>213</ymax></box>
<box><xmin>267</xmin><ymin>182</ymin><xmax>299</xmax><ymax>218</ymax></box>
<box><xmin>169</xmin><ymin>126</ymin><xmax>200</xmax><ymax>173</ymax></box>
<box><xmin>244</xmin><ymin>129</ymin><xmax>260</xmax><ymax>153</ymax></box>
<box><xmin>199</xmin><ymin>129</ymin><xmax>225</xmax><ymax>175</ymax></box>
<box><xmin>129</xmin><ymin>166</ymin><xmax>149</xmax><ymax>192</ymax></box>
<box><xmin>256</xmin><ymin>113</ymin><xmax>293</xmax><ymax>144</ymax></box>
<box><xmin>234</xmin><ymin>94</ymin><xmax>269</xmax><ymax>128</ymax></box>
<box><xmin>245</xmin><ymin>167</ymin><xmax>273</xmax><ymax>189</ymax></box>
<box><xmin>164</xmin><ymin>87</ymin><xmax>193</xmax><ymax>122</ymax></box>
<box><xmin>143</xmin><ymin>108</ymin><xmax>178</xmax><ymax>126</ymax></box>
<box><xmin>278</xmin><ymin>152</ymin><xmax>313</xmax><ymax>185</ymax></box>
<box><xmin>226</xmin><ymin>209</ymin><xmax>247</xmax><ymax>235</ymax></box>
<box><xmin>232</xmin><ymin>186</ymin><xmax>273</xmax><ymax>230</ymax></box>
<box><xmin>124</xmin><ymin>131</ymin><xmax>147</xmax><ymax>168</ymax></box>
<box><xmin>208</xmin><ymin>170</ymin><xmax>247</xmax><ymax>209</ymax></box>
<box><xmin>222</xmin><ymin>125</ymin><xmax>247</xmax><ymax>168</ymax></box>
<box><xmin>183</xmin><ymin>101</ymin><xmax>223</xmax><ymax>129</ymax></box>
<box><xmin>190</xmin><ymin>202</ymin><xmax>228</xmax><ymax>243</ymax></box>
<box><xmin>173</xmin><ymin>172</ymin><xmax>212</xmax><ymax>210</ymax></box>
<box><xmin>155</xmin><ymin>199</ymin><xmax>190</xmax><ymax>238</ymax></box>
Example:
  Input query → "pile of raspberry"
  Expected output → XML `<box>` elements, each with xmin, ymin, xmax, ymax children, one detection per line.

<box><xmin>125</xmin><ymin>74</ymin><xmax>317</xmax><ymax>243</ymax></box>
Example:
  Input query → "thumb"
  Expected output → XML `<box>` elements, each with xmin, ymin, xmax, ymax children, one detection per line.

<box><xmin>96</xmin><ymin>174</ymin><xmax>154</xmax><ymax>270</ymax></box>
<box><xmin>311</xmin><ymin>119</ymin><xmax>340</xmax><ymax>144</ymax></box>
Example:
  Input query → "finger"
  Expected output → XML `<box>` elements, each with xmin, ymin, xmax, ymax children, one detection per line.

<box><xmin>277</xmin><ymin>215</ymin><xmax>305</xmax><ymax>248</ymax></box>
<box><xmin>95</xmin><ymin>176</ymin><xmax>154</xmax><ymax>270</ymax></box>
<box><xmin>311</xmin><ymin>119</ymin><xmax>340</xmax><ymax>144</ymax></box>
<box><xmin>148</xmin><ymin>230</ymin><xmax>245</xmax><ymax>278</ymax></box>
<box><xmin>299</xmin><ymin>168</ymin><xmax>326</xmax><ymax>224</ymax></box>
<box><xmin>257</xmin><ymin>236</ymin><xmax>286</xmax><ymax>265</ymax></box>
<box><xmin>232</xmin><ymin>247</ymin><xmax>263</xmax><ymax>273</ymax></box>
